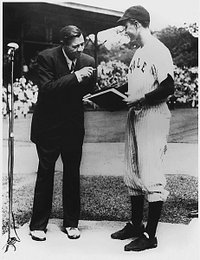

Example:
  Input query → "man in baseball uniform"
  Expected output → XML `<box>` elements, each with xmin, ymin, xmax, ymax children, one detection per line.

<box><xmin>111</xmin><ymin>6</ymin><xmax>174</xmax><ymax>251</ymax></box>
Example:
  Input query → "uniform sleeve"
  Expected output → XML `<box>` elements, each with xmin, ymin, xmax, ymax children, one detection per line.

<box><xmin>144</xmin><ymin>46</ymin><xmax>174</xmax><ymax>104</ymax></box>
<box><xmin>153</xmin><ymin>46</ymin><xmax>174</xmax><ymax>83</ymax></box>
<box><xmin>145</xmin><ymin>74</ymin><xmax>174</xmax><ymax>104</ymax></box>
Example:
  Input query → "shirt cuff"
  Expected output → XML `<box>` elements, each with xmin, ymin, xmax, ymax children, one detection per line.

<box><xmin>74</xmin><ymin>71</ymin><xmax>82</xmax><ymax>83</ymax></box>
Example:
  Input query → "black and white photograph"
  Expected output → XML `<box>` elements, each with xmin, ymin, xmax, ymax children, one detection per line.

<box><xmin>1</xmin><ymin>0</ymin><xmax>199</xmax><ymax>259</ymax></box>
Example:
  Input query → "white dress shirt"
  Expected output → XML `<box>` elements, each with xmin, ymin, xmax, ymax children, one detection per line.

<box><xmin>62</xmin><ymin>48</ymin><xmax>82</xmax><ymax>82</ymax></box>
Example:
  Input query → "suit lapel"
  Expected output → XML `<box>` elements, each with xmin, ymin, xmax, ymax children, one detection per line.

<box><xmin>74</xmin><ymin>57</ymin><xmax>80</xmax><ymax>71</ymax></box>
<box><xmin>56</xmin><ymin>46</ymin><xmax>71</xmax><ymax>75</ymax></box>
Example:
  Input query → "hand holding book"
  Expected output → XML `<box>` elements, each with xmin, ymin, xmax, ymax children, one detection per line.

<box><xmin>83</xmin><ymin>86</ymin><xmax>128</xmax><ymax>111</ymax></box>
<box><xmin>124</xmin><ymin>96</ymin><xmax>146</xmax><ymax>110</ymax></box>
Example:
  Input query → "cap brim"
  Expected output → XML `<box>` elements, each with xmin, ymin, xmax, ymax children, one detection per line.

<box><xmin>117</xmin><ymin>16</ymin><xmax>129</xmax><ymax>25</ymax></box>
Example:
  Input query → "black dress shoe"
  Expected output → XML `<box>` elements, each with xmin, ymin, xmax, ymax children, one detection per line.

<box><xmin>111</xmin><ymin>223</ymin><xmax>144</xmax><ymax>240</ymax></box>
<box><xmin>124</xmin><ymin>233</ymin><xmax>157</xmax><ymax>251</ymax></box>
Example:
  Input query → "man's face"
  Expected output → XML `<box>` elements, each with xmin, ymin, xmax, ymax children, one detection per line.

<box><xmin>63</xmin><ymin>34</ymin><xmax>85</xmax><ymax>60</ymax></box>
<box><xmin>124</xmin><ymin>21</ymin><xmax>139</xmax><ymax>42</ymax></box>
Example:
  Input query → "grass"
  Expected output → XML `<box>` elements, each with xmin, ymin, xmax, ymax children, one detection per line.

<box><xmin>2</xmin><ymin>173</ymin><xmax>198</xmax><ymax>234</ymax></box>
<box><xmin>84</xmin><ymin>108</ymin><xmax>198</xmax><ymax>143</ymax></box>
<box><xmin>2</xmin><ymin>108</ymin><xmax>198</xmax><ymax>233</ymax></box>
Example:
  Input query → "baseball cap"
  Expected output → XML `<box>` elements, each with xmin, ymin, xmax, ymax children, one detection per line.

<box><xmin>117</xmin><ymin>5</ymin><xmax>150</xmax><ymax>25</ymax></box>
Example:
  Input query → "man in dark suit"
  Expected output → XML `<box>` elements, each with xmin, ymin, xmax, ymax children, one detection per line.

<box><xmin>29</xmin><ymin>25</ymin><xmax>96</xmax><ymax>241</ymax></box>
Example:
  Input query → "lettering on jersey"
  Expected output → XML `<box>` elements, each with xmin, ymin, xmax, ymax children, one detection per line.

<box><xmin>129</xmin><ymin>58</ymin><xmax>147</xmax><ymax>73</ymax></box>
<box><xmin>141</xmin><ymin>62</ymin><xmax>147</xmax><ymax>72</ymax></box>
<box><xmin>151</xmin><ymin>64</ymin><xmax>158</xmax><ymax>80</ymax></box>
<box><xmin>137</xmin><ymin>58</ymin><xmax>141</xmax><ymax>68</ymax></box>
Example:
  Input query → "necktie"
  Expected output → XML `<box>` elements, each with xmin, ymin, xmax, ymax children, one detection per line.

<box><xmin>70</xmin><ymin>61</ymin><xmax>75</xmax><ymax>73</ymax></box>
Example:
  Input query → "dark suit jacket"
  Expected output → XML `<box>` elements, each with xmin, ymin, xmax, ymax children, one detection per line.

<box><xmin>31</xmin><ymin>45</ymin><xmax>95</xmax><ymax>145</ymax></box>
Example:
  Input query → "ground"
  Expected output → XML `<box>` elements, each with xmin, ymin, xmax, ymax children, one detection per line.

<box><xmin>2</xmin><ymin>108</ymin><xmax>198</xmax><ymax>233</ymax></box>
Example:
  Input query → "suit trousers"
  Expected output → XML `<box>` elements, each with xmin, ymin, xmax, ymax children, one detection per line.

<box><xmin>29</xmin><ymin>138</ymin><xmax>83</xmax><ymax>231</ymax></box>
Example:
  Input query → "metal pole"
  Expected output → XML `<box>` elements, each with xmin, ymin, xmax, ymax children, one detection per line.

<box><xmin>20</xmin><ymin>23</ymin><xmax>24</xmax><ymax>76</ymax></box>
<box><xmin>3</xmin><ymin>48</ymin><xmax>20</xmax><ymax>253</ymax></box>
<box><xmin>94</xmin><ymin>32</ymin><xmax>98</xmax><ymax>83</ymax></box>
<box><xmin>8</xmin><ymin>50</ymin><xmax>15</xmax><ymax>240</ymax></box>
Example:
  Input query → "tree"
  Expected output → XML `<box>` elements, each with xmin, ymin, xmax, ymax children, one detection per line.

<box><xmin>106</xmin><ymin>43</ymin><xmax>135</xmax><ymax>66</ymax></box>
<box><xmin>85</xmin><ymin>24</ymin><xmax>198</xmax><ymax>68</ymax></box>
<box><xmin>155</xmin><ymin>25</ymin><xmax>198</xmax><ymax>67</ymax></box>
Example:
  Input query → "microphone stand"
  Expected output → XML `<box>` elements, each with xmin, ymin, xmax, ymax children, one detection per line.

<box><xmin>3</xmin><ymin>48</ymin><xmax>20</xmax><ymax>253</ymax></box>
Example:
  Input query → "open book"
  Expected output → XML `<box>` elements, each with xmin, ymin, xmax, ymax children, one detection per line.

<box><xmin>83</xmin><ymin>86</ymin><xmax>128</xmax><ymax>111</ymax></box>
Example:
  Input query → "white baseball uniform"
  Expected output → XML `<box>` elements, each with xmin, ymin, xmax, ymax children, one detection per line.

<box><xmin>124</xmin><ymin>36</ymin><xmax>174</xmax><ymax>202</ymax></box>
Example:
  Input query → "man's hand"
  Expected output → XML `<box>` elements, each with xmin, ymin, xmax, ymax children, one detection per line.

<box><xmin>75</xmin><ymin>67</ymin><xmax>95</xmax><ymax>82</ymax></box>
<box><xmin>123</xmin><ymin>96</ymin><xmax>146</xmax><ymax>109</ymax></box>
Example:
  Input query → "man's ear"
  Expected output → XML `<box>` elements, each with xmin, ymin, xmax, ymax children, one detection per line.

<box><xmin>135</xmin><ymin>21</ymin><xmax>141</xmax><ymax>29</ymax></box>
<box><xmin>131</xmin><ymin>20</ymin><xmax>138</xmax><ymax>29</ymax></box>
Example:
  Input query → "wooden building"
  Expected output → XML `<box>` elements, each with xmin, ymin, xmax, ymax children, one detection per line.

<box><xmin>3</xmin><ymin>2</ymin><xmax>122</xmax><ymax>81</ymax></box>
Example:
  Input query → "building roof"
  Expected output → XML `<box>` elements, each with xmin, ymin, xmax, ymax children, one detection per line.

<box><xmin>47</xmin><ymin>1</ymin><xmax>123</xmax><ymax>34</ymax></box>
<box><xmin>4</xmin><ymin>1</ymin><xmax>123</xmax><ymax>45</ymax></box>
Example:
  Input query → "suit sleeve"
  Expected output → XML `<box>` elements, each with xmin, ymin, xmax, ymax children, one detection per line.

<box><xmin>78</xmin><ymin>57</ymin><xmax>96</xmax><ymax>96</ymax></box>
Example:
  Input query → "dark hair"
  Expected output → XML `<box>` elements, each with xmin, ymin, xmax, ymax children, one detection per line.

<box><xmin>138</xmin><ymin>20</ymin><xmax>150</xmax><ymax>28</ymax></box>
<box><xmin>59</xmin><ymin>25</ymin><xmax>82</xmax><ymax>45</ymax></box>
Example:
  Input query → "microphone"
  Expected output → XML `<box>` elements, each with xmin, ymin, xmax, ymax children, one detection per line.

<box><xmin>7</xmin><ymin>42</ymin><xmax>19</xmax><ymax>55</ymax></box>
